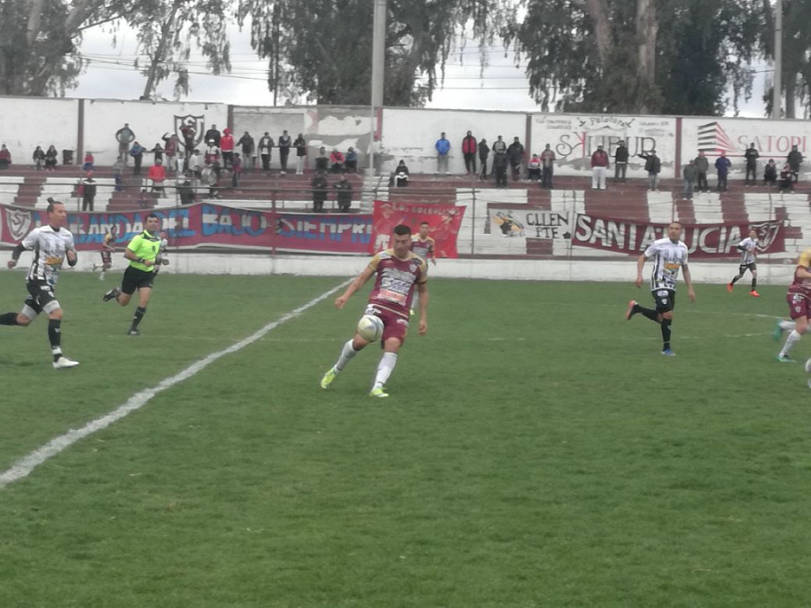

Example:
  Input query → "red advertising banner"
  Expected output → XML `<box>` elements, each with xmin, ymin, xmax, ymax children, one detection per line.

<box><xmin>371</xmin><ymin>200</ymin><xmax>466</xmax><ymax>258</ymax></box>
<box><xmin>0</xmin><ymin>202</ymin><xmax>373</xmax><ymax>255</ymax></box>
<box><xmin>571</xmin><ymin>214</ymin><xmax>785</xmax><ymax>258</ymax></box>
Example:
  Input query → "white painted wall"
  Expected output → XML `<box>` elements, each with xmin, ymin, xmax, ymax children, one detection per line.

<box><xmin>680</xmin><ymin>117</ymin><xmax>811</xmax><ymax>180</ymax></box>
<box><xmin>530</xmin><ymin>114</ymin><xmax>678</xmax><ymax>179</ymax></box>
<box><xmin>381</xmin><ymin>108</ymin><xmax>527</xmax><ymax>174</ymax></box>
<box><xmin>232</xmin><ymin>107</ymin><xmax>306</xmax><ymax>144</ymax></box>
<box><xmin>0</xmin><ymin>97</ymin><xmax>79</xmax><ymax>164</ymax></box>
<box><xmin>83</xmin><ymin>99</ymin><xmax>229</xmax><ymax>165</ymax></box>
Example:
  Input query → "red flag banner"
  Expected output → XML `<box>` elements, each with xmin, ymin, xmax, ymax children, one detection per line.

<box><xmin>371</xmin><ymin>200</ymin><xmax>466</xmax><ymax>257</ymax></box>
<box><xmin>571</xmin><ymin>214</ymin><xmax>785</xmax><ymax>258</ymax></box>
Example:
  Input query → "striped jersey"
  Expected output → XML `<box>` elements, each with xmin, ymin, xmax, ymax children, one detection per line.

<box><xmin>410</xmin><ymin>235</ymin><xmax>435</xmax><ymax>262</ymax></box>
<box><xmin>644</xmin><ymin>237</ymin><xmax>689</xmax><ymax>291</ymax></box>
<box><xmin>21</xmin><ymin>225</ymin><xmax>76</xmax><ymax>285</ymax></box>
<box><xmin>737</xmin><ymin>237</ymin><xmax>757</xmax><ymax>265</ymax></box>
<box><xmin>368</xmin><ymin>249</ymin><xmax>428</xmax><ymax>319</ymax></box>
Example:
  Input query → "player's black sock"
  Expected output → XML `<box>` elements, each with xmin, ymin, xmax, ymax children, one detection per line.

<box><xmin>731</xmin><ymin>275</ymin><xmax>741</xmax><ymax>285</ymax></box>
<box><xmin>130</xmin><ymin>307</ymin><xmax>146</xmax><ymax>331</ymax></box>
<box><xmin>48</xmin><ymin>319</ymin><xmax>62</xmax><ymax>361</ymax></box>
<box><xmin>0</xmin><ymin>312</ymin><xmax>20</xmax><ymax>326</ymax></box>
<box><xmin>661</xmin><ymin>318</ymin><xmax>672</xmax><ymax>350</ymax></box>
<box><xmin>751</xmin><ymin>278</ymin><xmax>757</xmax><ymax>290</ymax></box>
<box><xmin>637</xmin><ymin>306</ymin><xmax>661</xmax><ymax>323</ymax></box>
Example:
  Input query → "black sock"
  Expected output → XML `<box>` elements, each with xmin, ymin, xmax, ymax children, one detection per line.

<box><xmin>752</xmin><ymin>278</ymin><xmax>757</xmax><ymax>290</ymax></box>
<box><xmin>131</xmin><ymin>307</ymin><xmax>146</xmax><ymax>331</ymax></box>
<box><xmin>731</xmin><ymin>275</ymin><xmax>741</xmax><ymax>285</ymax></box>
<box><xmin>637</xmin><ymin>306</ymin><xmax>661</xmax><ymax>323</ymax></box>
<box><xmin>48</xmin><ymin>319</ymin><xmax>62</xmax><ymax>361</ymax></box>
<box><xmin>661</xmin><ymin>318</ymin><xmax>672</xmax><ymax>350</ymax></box>
<box><xmin>0</xmin><ymin>312</ymin><xmax>20</xmax><ymax>326</ymax></box>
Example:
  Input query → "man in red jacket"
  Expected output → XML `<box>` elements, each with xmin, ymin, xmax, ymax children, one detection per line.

<box><xmin>591</xmin><ymin>144</ymin><xmax>610</xmax><ymax>190</ymax></box>
<box><xmin>148</xmin><ymin>160</ymin><xmax>167</xmax><ymax>195</ymax></box>
<box><xmin>462</xmin><ymin>130</ymin><xmax>477</xmax><ymax>174</ymax></box>
<box><xmin>220</xmin><ymin>128</ymin><xmax>235</xmax><ymax>169</ymax></box>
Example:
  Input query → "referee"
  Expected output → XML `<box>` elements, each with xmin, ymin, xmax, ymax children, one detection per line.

<box><xmin>102</xmin><ymin>213</ymin><xmax>167</xmax><ymax>336</ymax></box>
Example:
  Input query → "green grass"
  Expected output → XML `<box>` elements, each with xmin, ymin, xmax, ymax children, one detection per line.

<box><xmin>1</xmin><ymin>271</ymin><xmax>810</xmax><ymax>607</ymax></box>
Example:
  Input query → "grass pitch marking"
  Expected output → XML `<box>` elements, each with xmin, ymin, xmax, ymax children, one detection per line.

<box><xmin>0</xmin><ymin>279</ymin><xmax>351</xmax><ymax>490</ymax></box>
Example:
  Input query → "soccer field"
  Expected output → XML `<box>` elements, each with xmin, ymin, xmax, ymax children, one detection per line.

<box><xmin>1</xmin><ymin>271</ymin><xmax>810</xmax><ymax>607</ymax></box>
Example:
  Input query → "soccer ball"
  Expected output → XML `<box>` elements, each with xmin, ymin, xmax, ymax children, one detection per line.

<box><xmin>357</xmin><ymin>314</ymin><xmax>384</xmax><ymax>342</ymax></box>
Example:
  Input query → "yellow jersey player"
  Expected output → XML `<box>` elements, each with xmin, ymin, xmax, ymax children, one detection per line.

<box><xmin>774</xmin><ymin>248</ymin><xmax>811</xmax><ymax>362</ymax></box>
<box><xmin>410</xmin><ymin>221</ymin><xmax>436</xmax><ymax>315</ymax></box>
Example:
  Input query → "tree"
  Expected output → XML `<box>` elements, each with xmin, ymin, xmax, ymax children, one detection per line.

<box><xmin>237</xmin><ymin>0</ymin><xmax>516</xmax><ymax>106</ymax></box>
<box><xmin>510</xmin><ymin>0</ymin><xmax>761</xmax><ymax>116</ymax></box>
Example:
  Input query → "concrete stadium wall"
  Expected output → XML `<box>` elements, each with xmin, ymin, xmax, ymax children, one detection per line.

<box><xmin>232</xmin><ymin>106</ymin><xmax>307</xmax><ymax>148</ymax></box>
<box><xmin>83</xmin><ymin>99</ymin><xmax>229</xmax><ymax>165</ymax></box>
<box><xmin>0</xmin><ymin>97</ymin><xmax>79</xmax><ymax>163</ymax></box>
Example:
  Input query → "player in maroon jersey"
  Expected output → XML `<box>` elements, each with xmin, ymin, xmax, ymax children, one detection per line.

<box><xmin>321</xmin><ymin>224</ymin><xmax>429</xmax><ymax>398</ymax></box>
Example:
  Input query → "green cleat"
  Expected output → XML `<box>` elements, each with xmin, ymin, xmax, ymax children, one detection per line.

<box><xmin>777</xmin><ymin>354</ymin><xmax>796</xmax><ymax>363</ymax></box>
<box><xmin>773</xmin><ymin>320</ymin><xmax>783</xmax><ymax>342</ymax></box>
<box><xmin>369</xmin><ymin>387</ymin><xmax>389</xmax><ymax>398</ymax></box>
<box><xmin>320</xmin><ymin>367</ymin><xmax>337</xmax><ymax>390</ymax></box>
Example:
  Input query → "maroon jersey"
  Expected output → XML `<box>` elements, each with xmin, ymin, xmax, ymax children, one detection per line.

<box><xmin>788</xmin><ymin>249</ymin><xmax>811</xmax><ymax>299</ymax></box>
<box><xmin>367</xmin><ymin>249</ymin><xmax>428</xmax><ymax>319</ymax></box>
<box><xmin>410</xmin><ymin>235</ymin><xmax>435</xmax><ymax>262</ymax></box>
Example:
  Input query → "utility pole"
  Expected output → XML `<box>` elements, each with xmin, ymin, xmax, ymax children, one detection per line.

<box><xmin>773</xmin><ymin>0</ymin><xmax>782</xmax><ymax>119</ymax></box>
<box><xmin>369</xmin><ymin>0</ymin><xmax>387</xmax><ymax>174</ymax></box>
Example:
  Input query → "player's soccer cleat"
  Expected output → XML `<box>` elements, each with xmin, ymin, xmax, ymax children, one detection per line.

<box><xmin>103</xmin><ymin>287</ymin><xmax>121</xmax><ymax>302</ymax></box>
<box><xmin>52</xmin><ymin>356</ymin><xmax>80</xmax><ymax>370</ymax></box>
<box><xmin>320</xmin><ymin>367</ymin><xmax>337</xmax><ymax>390</ymax></box>
<box><xmin>727</xmin><ymin>283</ymin><xmax>734</xmax><ymax>292</ymax></box>
<box><xmin>625</xmin><ymin>300</ymin><xmax>638</xmax><ymax>321</ymax></box>
<box><xmin>777</xmin><ymin>354</ymin><xmax>795</xmax><ymax>363</ymax></box>
<box><xmin>773</xmin><ymin>320</ymin><xmax>783</xmax><ymax>342</ymax></box>
<box><xmin>369</xmin><ymin>387</ymin><xmax>389</xmax><ymax>398</ymax></box>
<box><xmin>750</xmin><ymin>290</ymin><xmax>760</xmax><ymax>297</ymax></box>
<box><xmin>661</xmin><ymin>348</ymin><xmax>676</xmax><ymax>357</ymax></box>
<box><xmin>127</xmin><ymin>329</ymin><xmax>141</xmax><ymax>336</ymax></box>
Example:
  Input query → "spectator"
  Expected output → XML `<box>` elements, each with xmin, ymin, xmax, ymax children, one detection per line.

<box><xmin>180</xmin><ymin>121</ymin><xmax>196</xmax><ymax>157</ymax></box>
<box><xmin>0</xmin><ymin>144</ymin><xmax>11</xmax><ymax>169</ymax></box>
<box><xmin>695</xmin><ymin>150</ymin><xmax>709</xmax><ymax>192</ymax></box>
<box><xmin>294</xmin><ymin>133</ymin><xmax>307</xmax><ymax>174</ymax></box>
<box><xmin>130</xmin><ymin>141</ymin><xmax>145</xmax><ymax>175</ymax></box>
<box><xmin>462</xmin><ymin>130</ymin><xmax>477</xmax><ymax>174</ymax></box>
<box><xmin>435</xmin><ymin>131</ymin><xmax>451</xmax><ymax>175</ymax></box>
<box><xmin>394</xmin><ymin>160</ymin><xmax>410</xmax><ymax>187</ymax></box>
<box><xmin>116</xmin><ymin>123</ymin><xmax>135</xmax><ymax>165</ymax></box>
<box><xmin>82</xmin><ymin>151</ymin><xmax>95</xmax><ymax>172</ymax></box>
<box><xmin>188</xmin><ymin>148</ymin><xmax>203</xmax><ymax>178</ymax></box>
<box><xmin>345</xmin><ymin>147</ymin><xmax>358</xmax><ymax>173</ymax></box>
<box><xmin>493</xmin><ymin>151</ymin><xmax>508</xmax><ymax>188</ymax></box>
<box><xmin>237</xmin><ymin>131</ymin><xmax>255</xmax><ymax>172</ymax></box>
<box><xmin>32</xmin><ymin>146</ymin><xmax>45</xmax><ymax>171</ymax></box>
<box><xmin>744</xmin><ymin>142</ymin><xmax>759</xmax><ymax>186</ymax></box>
<box><xmin>638</xmin><ymin>149</ymin><xmax>661</xmax><ymax>191</ymax></box>
<box><xmin>204</xmin><ymin>140</ymin><xmax>221</xmax><ymax>169</ymax></box>
<box><xmin>113</xmin><ymin>156</ymin><xmax>125</xmax><ymax>192</ymax></box>
<box><xmin>201</xmin><ymin>163</ymin><xmax>220</xmax><ymax>199</ymax></box>
<box><xmin>787</xmin><ymin>145</ymin><xmax>803</xmax><ymax>182</ymax></box>
<box><xmin>715</xmin><ymin>151</ymin><xmax>732</xmax><ymax>192</ymax></box>
<box><xmin>231</xmin><ymin>153</ymin><xmax>242</xmax><ymax>188</ymax></box>
<box><xmin>178</xmin><ymin>173</ymin><xmax>195</xmax><ymax>205</ymax></box>
<box><xmin>541</xmin><ymin>143</ymin><xmax>556</xmax><ymax>189</ymax></box>
<box><xmin>278</xmin><ymin>130</ymin><xmax>292</xmax><ymax>174</ymax></box>
<box><xmin>614</xmin><ymin>140</ymin><xmax>629</xmax><ymax>182</ymax></box>
<box><xmin>220</xmin><ymin>128</ymin><xmax>234</xmax><ymax>169</ymax></box>
<box><xmin>45</xmin><ymin>145</ymin><xmax>58</xmax><ymax>171</ymax></box>
<box><xmin>150</xmin><ymin>142</ymin><xmax>164</xmax><ymax>164</ymax></box>
<box><xmin>315</xmin><ymin>147</ymin><xmax>329</xmax><ymax>173</ymax></box>
<box><xmin>81</xmin><ymin>172</ymin><xmax>97</xmax><ymax>211</ymax></box>
<box><xmin>204</xmin><ymin>125</ymin><xmax>221</xmax><ymax>147</ymax></box>
<box><xmin>682</xmin><ymin>159</ymin><xmax>697</xmax><ymax>200</ymax></box>
<box><xmin>478</xmin><ymin>138</ymin><xmax>490</xmax><ymax>179</ymax></box>
<box><xmin>492</xmin><ymin>135</ymin><xmax>507</xmax><ymax>156</ymax></box>
<box><xmin>148</xmin><ymin>159</ymin><xmax>167</xmax><ymax>195</ymax></box>
<box><xmin>527</xmin><ymin>154</ymin><xmax>542</xmax><ymax>182</ymax></box>
<box><xmin>258</xmin><ymin>132</ymin><xmax>273</xmax><ymax>172</ymax></box>
<box><xmin>330</xmin><ymin>148</ymin><xmax>345</xmax><ymax>173</ymax></box>
<box><xmin>779</xmin><ymin>163</ymin><xmax>794</xmax><ymax>193</ymax></box>
<box><xmin>311</xmin><ymin>171</ymin><xmax>329</xmax><ymax>212</ymax></box>
<box><xmin>590</xmin><ymin>144</ymin><xmax>609</xmax><ymax>190</ymax></box>
<box><xmin>507</xmin><ymin>137</ymin><xmax>525</xmax><ymax>181</ymax></box>
<box><xmin>138</xmin><ymin>188</ymin><xmax>150</xmax><ymax>209</ymax></box>
<box><xmin>334</xmin><ymin>174</ymin><xmax>353</xmax><ymax>212</ymax></box>
<box><xmin>162</xmin><ymin>133</ymin><xmax>179</xmax><ymax>173</ymax></box>
<box><xmin>764</xmin><ymin>159</ymin><xmax>777</xmax><ymax>187</ymax></box>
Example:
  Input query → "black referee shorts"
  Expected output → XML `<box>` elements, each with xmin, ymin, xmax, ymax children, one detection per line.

<box><xmin>121</xmin><ymin>266</ymin><xmax>155</xmax><ymax>295</ymax></box>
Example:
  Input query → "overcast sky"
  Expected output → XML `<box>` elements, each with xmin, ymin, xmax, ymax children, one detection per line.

<box><xmin>73</xmin><ymin>19</ymin><xmax>770</xmax><ymax>118</ymax></box>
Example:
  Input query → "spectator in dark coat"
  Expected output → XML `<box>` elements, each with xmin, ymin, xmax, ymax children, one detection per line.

<box><xmin>258</xmin><ymin>133</ymin><xmax>274</xmax><ymax>172</ymax></box>
<box><xmin>507</xmin><ymin>137</ymin><xmax>525</xmax><ymax>181</ymax></box>
<box><xmin>763</xmin><ymin>159</ymin><xmax>778</xmax><ymax>187</ymax></box>
<box><xmin>315</xmin><ymin>147</ymin><xmax>329</xmax><ymax>173</ymax></box>
<box><xmin>682</xmin><ymin>160</ymin><xmax>697</xmax><ymax>200</ymax></box>
<box><xmin>638</xmin><ymin>150</ymin><xmax>661</xmax><ymax>191</ymax></box>
<box><xmin>0</xmin><ymin>145</ymin><xmax>10</xmax><ymax>169</ymax></box>
<box><xmin>695</xmin><ymin>151</ymin><xmax>710</xmax><ymax>192</ymax></box>
<box><xmin>787</xmin><ymin>145</ymin><xmax>803</xmax><ymax>182</ymax></box>
<box><xmin>394</xmin><ymin>160</ymin><xmax>410</xmax><ymax>187</ymax></box>
<box><xmin>116</xmin><ymin>123</ymin><xmax>135</xmax><ymax>165</ymax></box>
<box><xmin>204</xmin><ymin>125</ymin><xmax>221</xmax><ymax>147</ymax></box>
<box><xmin>345</xmin><ymin>147</ymin><xmax>358</xmax><ymax>173</ymax></box>
<box><xmin>614</xmin><ymin>141</ymin><xmax>629</xmax><ymax>182</ymax></box>
<box><xmin>33</xmin><ymin>146</ymin><xmax>45</xmax><ymax>170</ymax></box>
<box><xmin>178</xmin><ymin>174</ymin><xmax>195</xmax><ymax>205</ymax></box>
<box><xmin>541</xmin><ymin>144</ymin><xmax>555</xmax><ymax>189</ymax></box>
<box><xmin>237</xmin><ymin>131</ymin><xmax>256</xmax><ymax>172</ymax></box>
<box><xmin>45</xmin><ymin>145</ymin><xmax>58</xmax><ymax>171</ymax></box>
<box><xmin>81</xmin><ymin>172</ymin><xmax>97</xmax><ymax>211</ymax></box>
<box><xmin>294</xmin><ymin>134</ymin><xmax>307</xmax><ymax>174</ymax></box>
<box><xmin>478</xmin><ymin>138</ymin><xmax>490</xmax><ymax>179</ymax></box>
<box><xmin>278</xmin><ymin>130</ymin><xmax>292</xmax><ymax>174</ymax></box>
<box><xmin>779</xmin><ymin>163</ymin><xmax>794</xmax><ymax>193</ymax></box>
<box><xmin>744</xmin><ymin>143</ymin><xmax>759</xmax><ymax>185</ymax></box>
<box><xmin>462</xmin><ymin>131</ymin><xmax>477</xmax><ymax>174</ymax></box>
<box><xmin>493</xmin><ymin>152</ymin><xmax>509</xmax><ymax>188</ymax></box>
<box><xmin>715</xmin><ymin>152</ymin><xmax>732</xmax><ymax>192</ymax></box>
<box><xmin>334</xmin><ymin>175</ymin><xmax>353</xmax><ymax>212</ymax></box>
<box><xmin>130</xmin><ymin>141</ymin><xmax>146</xmax><ymax>175</ymax></box>
<box><xmin>311</xmin><ymin>172</ymin><xmax>329</xmax><ymax>212</ymax></box>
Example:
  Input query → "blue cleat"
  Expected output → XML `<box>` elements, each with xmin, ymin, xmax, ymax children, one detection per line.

<box><xmin>661</xmin><ymin>348</ymin><xmax>676</xmax><ymax>357</ymax></box>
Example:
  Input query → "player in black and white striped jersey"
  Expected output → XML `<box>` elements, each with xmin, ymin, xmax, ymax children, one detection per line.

<box><xmin>0</xmin><ymin>198</ymin><xmax>80</xmax><ymax>369</ymax></box>
<box><xmin>625</xmin><ymin>222</ymin><xmax>696</xmax><ymax>356</ymax></box>
<box><xmin>727</xmin><ymin>229</ymin><xmax>760</xmax><ymax>297</ymax></box>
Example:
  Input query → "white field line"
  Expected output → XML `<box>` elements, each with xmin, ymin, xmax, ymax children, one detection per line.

<box><xmin>0</xmin><ymin>279</ymin><xmax>351</xmax><ymax>490</ymax></box>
